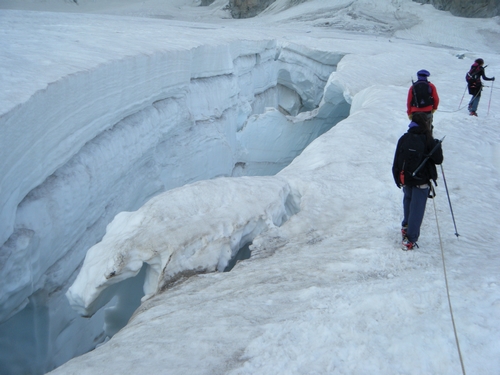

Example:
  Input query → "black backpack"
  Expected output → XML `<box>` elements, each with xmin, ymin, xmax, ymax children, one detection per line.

<box><xmin>411</xmin><ymin>81</ymin><xmax>434</xmax><ymax>108</ymax></box>
<box><xmin>466</xmin><ymin>65</ymin><xmax>481</xmax><ymax>83</ymax></box>
<box><xmin>398</xmin><ymin>133</ymin><xmax>427</xmax><ymax>185</ymax></box>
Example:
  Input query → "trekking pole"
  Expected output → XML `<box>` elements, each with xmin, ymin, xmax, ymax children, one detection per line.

<box><xmin>440</xmin><ymin>165</ymin><xmax>460</xmax><ymax>238</ymax></box>
<box><xmin>487</xmin><ymin>80</ymin><xmax>495</xmax><ymax>116</ymax></box>
<box><xmin>458</xmin><ymin>84</ymin><xmax>467</xmax><ymax>110</ymax></box>
<box><xmin>412</xmin><ymin>136</ymin><xmax>445</xmax><ymax>177</ymax></box>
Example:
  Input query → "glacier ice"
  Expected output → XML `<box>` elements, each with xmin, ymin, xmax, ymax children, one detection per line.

<box><xmin>0</xmin><ymin>10</ymin><xmax>350</xmax><ymax>374</ymax></box>
<box><xmin>66</xmin><ymin>176</ymin><xmax>299</xmax><ymax>317</ymax></box>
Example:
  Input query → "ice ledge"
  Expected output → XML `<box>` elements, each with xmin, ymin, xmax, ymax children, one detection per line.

<box><xmin>66</xmin><ymin>176</ymin><xmax>299</xmax><ymax>317</ymax></box>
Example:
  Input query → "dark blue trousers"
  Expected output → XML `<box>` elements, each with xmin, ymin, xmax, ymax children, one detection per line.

<box><xmin>402</xmin><ymin>185</ymin><xmax>430</xmax><ymax>243</ymax></box>
<box><xmin>468</xmin><ymin>93</ymin><xmax>481</xmax><ymax>112</ymax></box>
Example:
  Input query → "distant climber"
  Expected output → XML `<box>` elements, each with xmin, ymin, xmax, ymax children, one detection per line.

<box><xmin>466</xmin><ymin>58</ymin><xmax>495</xmax><ymax>116</ymax></box>
<box><xmin>407</xmin><ymin>69</ymin><xmax>439</xmax><ymax>123</ymax></box>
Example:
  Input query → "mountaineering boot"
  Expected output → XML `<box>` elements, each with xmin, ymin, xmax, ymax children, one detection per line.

<box><xmin>401</xmin><ymin>237</ymin><xmax>418</xmax><ymax>251</ymax></box>
<box><xmin>401</xmin><ymin>226</ymin><xmax>408</xmax><ymax>239</ymax></box>
<box><xmin>469</xmin><ymin>111</ymin><xmax>478</xmax><ymax>116</ymax></box>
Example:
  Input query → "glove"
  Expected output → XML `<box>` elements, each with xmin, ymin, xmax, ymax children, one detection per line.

<box><xmin>493</xmin><ymin>77</ymin><xmax>496</xmax><ymax>81</ymax></box>
<box><xmin>432</xmin><ymin>109</ymin><xmax>436</xmax><ymax>114</ymax></box>
<box><xmin>408</xmin><ymin>114</ymin><xmax>412</xmax><ymax>120</ymax></box>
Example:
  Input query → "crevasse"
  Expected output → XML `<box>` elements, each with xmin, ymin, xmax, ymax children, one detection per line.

<box><xmin>0</xmin><ymin>32</ymin><xmax>350</xmax><ymax>374</ymax></box>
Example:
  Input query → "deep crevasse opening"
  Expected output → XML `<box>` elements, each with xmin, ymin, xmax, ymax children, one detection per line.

<box><xmin>0</xmin><ymin>39</ymin><xmax>351</xmax><ymax>375</ymax></box>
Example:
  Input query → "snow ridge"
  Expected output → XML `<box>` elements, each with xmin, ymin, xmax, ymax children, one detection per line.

<box><xmin>66</xmin><ymin>176</ymin><xmax>299</xmax><ymax>317</ymax></box>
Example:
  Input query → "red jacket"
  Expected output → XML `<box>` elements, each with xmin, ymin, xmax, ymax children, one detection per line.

<box><xmin>407</xmin><ymin>80</ymin><xmax>439</xmax><ymax>115</ymax></box>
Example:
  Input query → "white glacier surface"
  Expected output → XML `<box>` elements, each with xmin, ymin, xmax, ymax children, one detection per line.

<box><xmin>0</xmin><ymin>0</ymin><xmax>499</xmax><ymax>374</ymax></box>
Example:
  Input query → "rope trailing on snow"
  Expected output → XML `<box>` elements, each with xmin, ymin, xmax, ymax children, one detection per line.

<box><xmin>440</xmin><ymin>89</ymin><xmax>481</xmax><ymax>114</ymax></box>
<box><xmin>442</xmin><ymin>82</ymin><xmax>496</xmax><ymax>115</ymax></box>
<box><xmin>432</xmin><ymin>198</ymin><xmax>466</xmax><ymax>375</ymax></box>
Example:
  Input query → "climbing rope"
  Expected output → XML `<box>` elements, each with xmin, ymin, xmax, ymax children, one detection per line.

<box><xmin>432</xmin><ymin>198</ymin><xmax>466</xmax><ymax>375</ymax></box>
<box><xmin>439</xmin><ymin>89</ymin><xmax>480</xmax><ymax>114</ymax></box>
<box><xmin>440</xmin><ymin>82</ymin><xmax>496</xmax><ymax>115</ymax></box>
